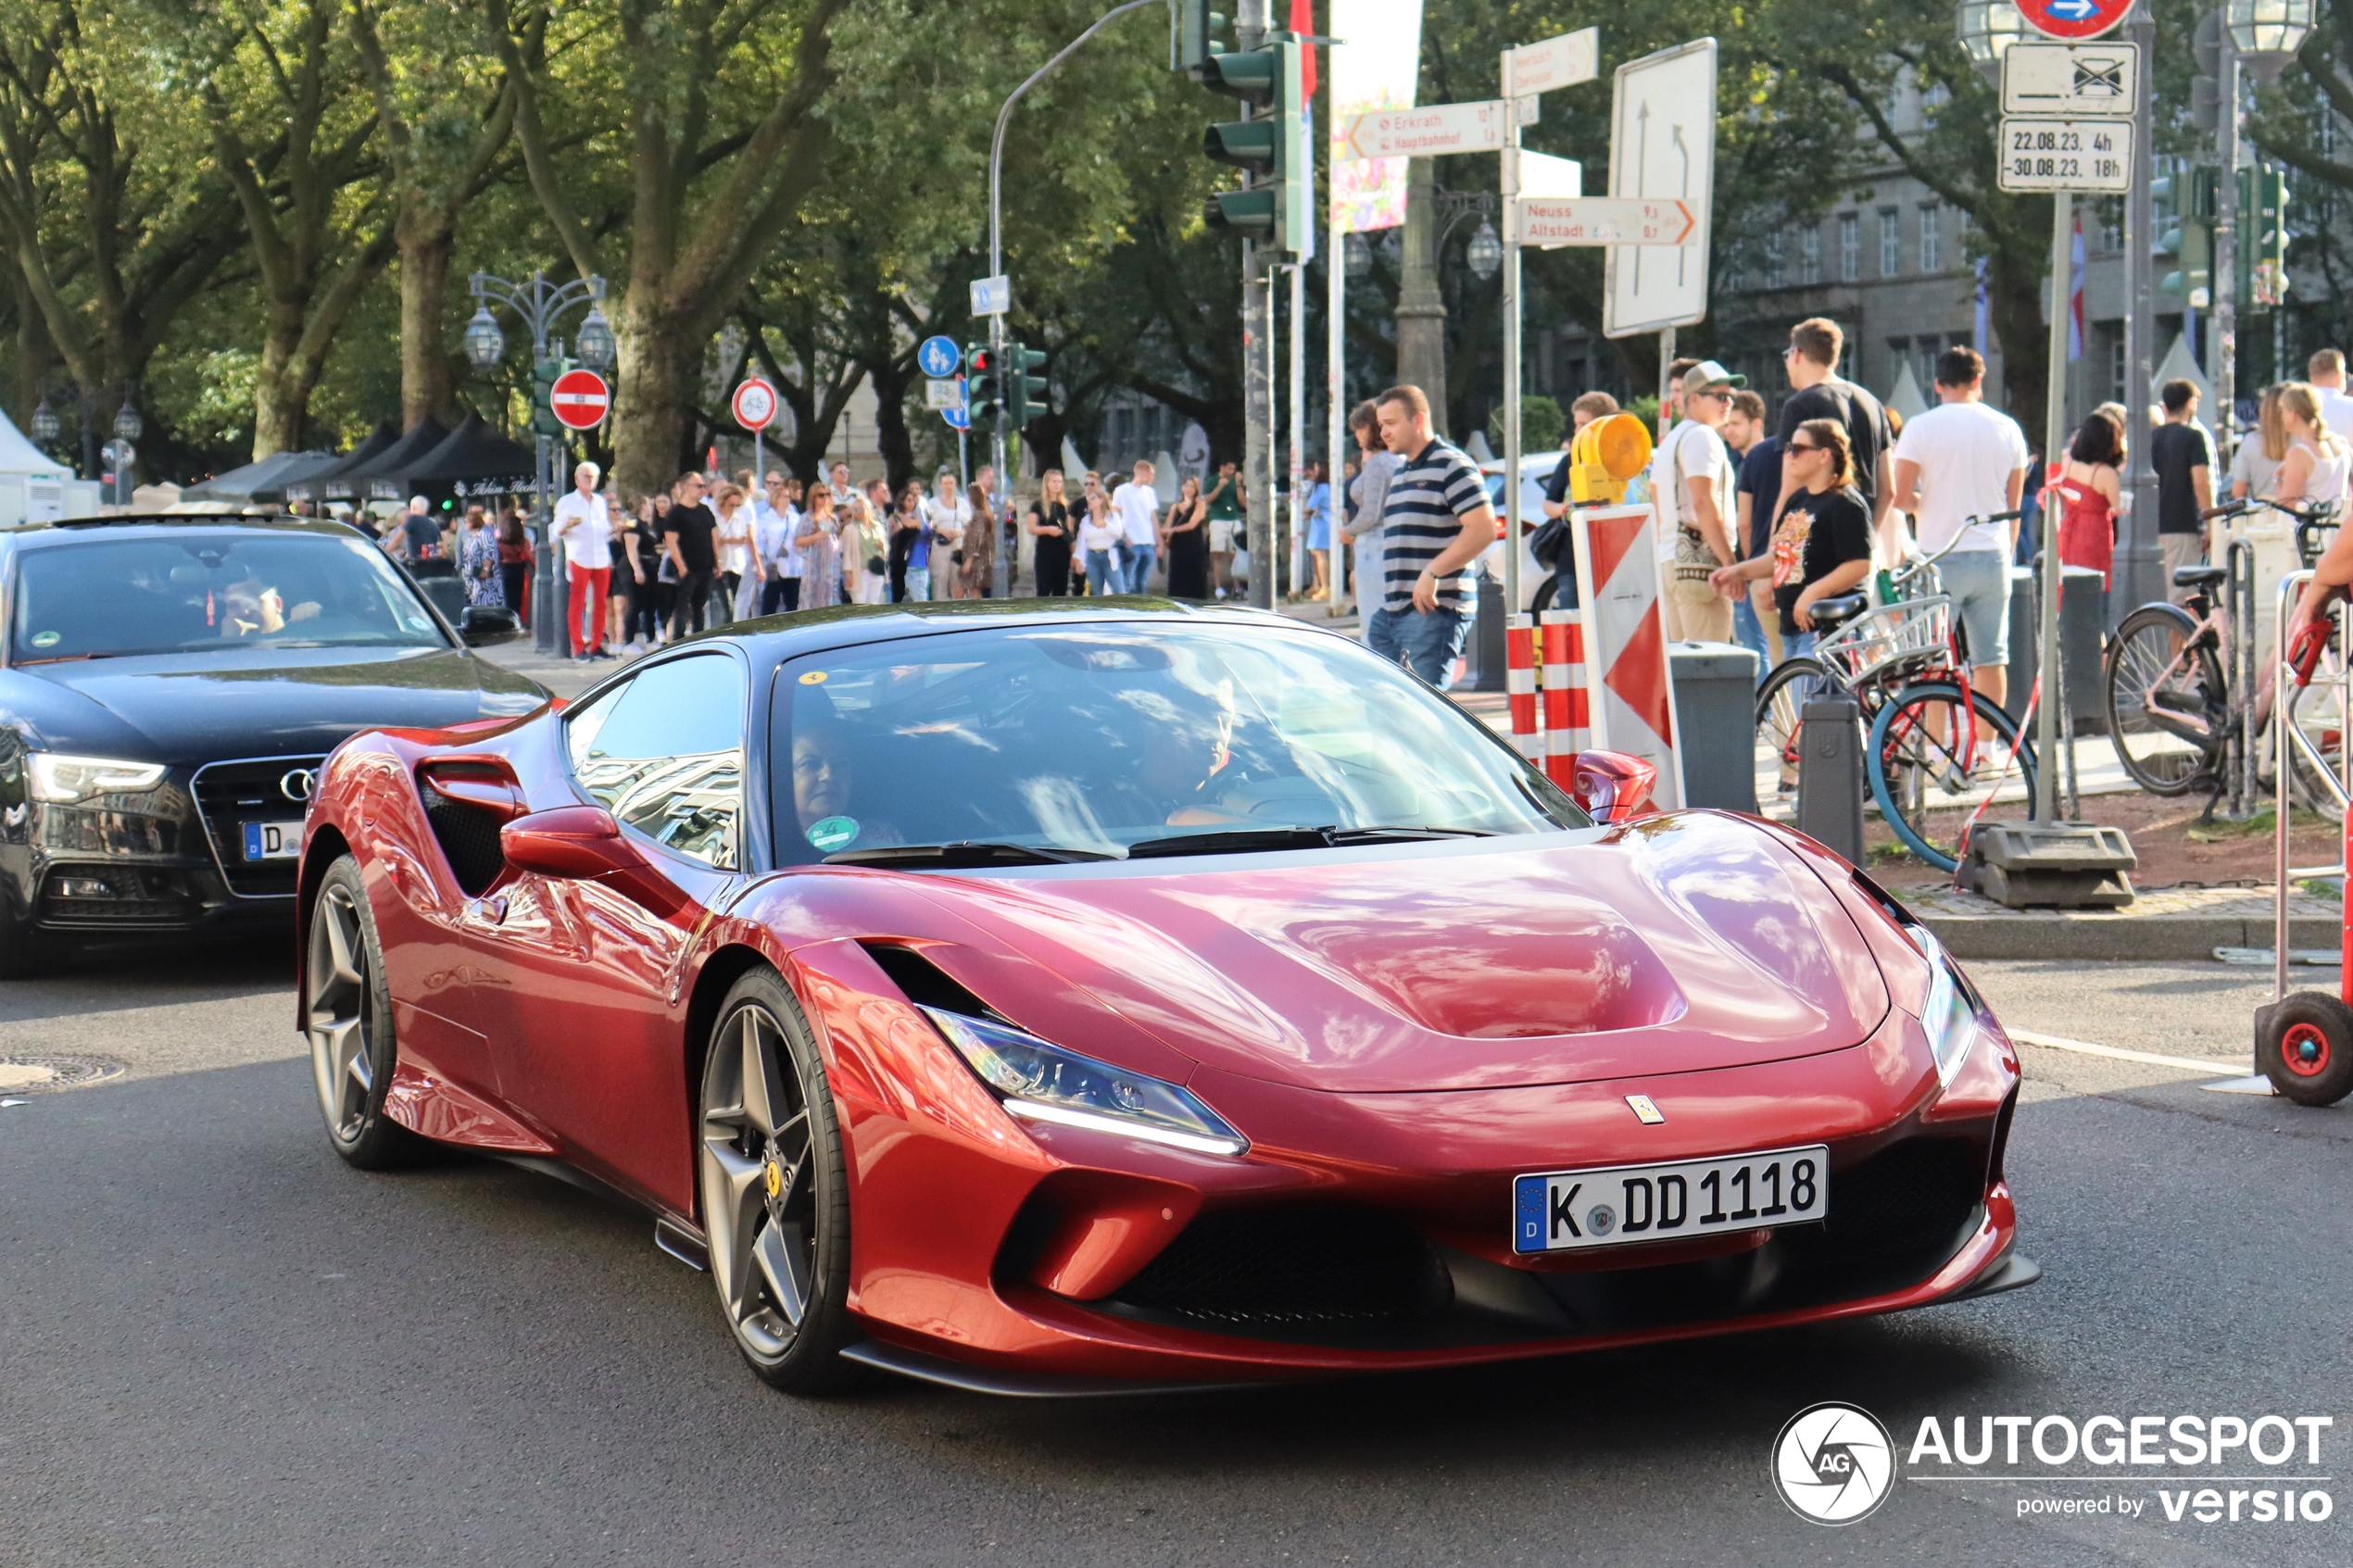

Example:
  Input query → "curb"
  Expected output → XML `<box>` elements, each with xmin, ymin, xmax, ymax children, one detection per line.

<box><xmin>1919</xmin><ymin>909</ymin><xmax>2340</xmax><ymax>962</ymax></box>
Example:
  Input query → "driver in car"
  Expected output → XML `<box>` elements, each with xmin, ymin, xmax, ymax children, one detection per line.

<box><xmin>215</xmin><ymin>566</ymin><xmax>321</xmax><ymax>638</ymax></box>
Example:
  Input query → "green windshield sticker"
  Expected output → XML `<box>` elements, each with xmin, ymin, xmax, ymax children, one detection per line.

<box><xmin>28</xmin><ymin>631</ymin><xmax>59</xmax><ymax>647</ymax></box>
<box><xmin>806</xmin><ymin>815</ymin><xmax>859</xmax><ymax>852</ymax></box>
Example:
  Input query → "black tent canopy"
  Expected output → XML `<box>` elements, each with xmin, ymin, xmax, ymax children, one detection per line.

<box><xmin>399</xmin><ymin>414</ymin><xmax>539</xmax><ymax>501</ymax></box>
<box><xmin>284</xmin><ymin>419</ymin><xmax>398</xmax><ymax>504</ymax></box>
<box><xmin>343</xmin><ymin>415</ymin><xmax>449</xmax><ymax>502</ymax></box>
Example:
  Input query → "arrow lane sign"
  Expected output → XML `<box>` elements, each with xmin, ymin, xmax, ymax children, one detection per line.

<box><xmin>1337</xmin><ymin>98</ymin><xmax>1537</xmax><ymax>163</ymax></box>
<box><xmin>1512</xmin><ymin>197</ymin><xmax>1696</xmax><ymax>249</ymax></box>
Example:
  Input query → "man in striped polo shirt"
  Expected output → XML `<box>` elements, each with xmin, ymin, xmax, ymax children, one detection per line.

<box><xmin>1367</xmin><ymin>384</ymin><xmax>1496</xmax><ymax>689</ymax></box>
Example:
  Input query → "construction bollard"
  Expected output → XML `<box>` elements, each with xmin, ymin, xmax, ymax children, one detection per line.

<box><xmin>1541</xmin><ymin>609</ymin><xmax>1587</xmax><ymax>787</ymax></box>
<box><xmin>1506</xmin><ymin>615</ymin><xmax>1541</xmax><ymax>762</ymax></box>
<box><xmin>1795</xmin><ymin>691</ymin><xmax>1867</xmax><ymax>867</ymax></box>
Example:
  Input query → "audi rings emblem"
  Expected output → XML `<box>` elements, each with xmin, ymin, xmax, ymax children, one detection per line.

<box><xmin>279</xmin><ymin>769</ymin><xmax>317</xmax><ymax>803</ymax></box>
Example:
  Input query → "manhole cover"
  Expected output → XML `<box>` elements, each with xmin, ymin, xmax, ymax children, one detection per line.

<box><xmin>0</xmin><ymin>1055</ymin><xmax>128</xmax><ymax>1095</ymax></box>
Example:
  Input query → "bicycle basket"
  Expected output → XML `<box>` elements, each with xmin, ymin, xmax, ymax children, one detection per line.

<box><xmin>1814</xmin><ymin>595</ymin><xmax>1953</xmax><ymax>687</ymax></box>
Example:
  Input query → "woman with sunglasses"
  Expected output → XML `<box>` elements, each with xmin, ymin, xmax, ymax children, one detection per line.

<box><xmin>1708</xmin><ymin>418</ymin><xmax>1871</xmax><ymax>659</ymax></box>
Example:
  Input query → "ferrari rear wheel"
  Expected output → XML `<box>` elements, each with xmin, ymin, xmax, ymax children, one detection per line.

<box><xmin>698</xmin><ymin>969</ymin><xmax>861</xmax><ymax>1395</ymax></box>
<box><xmin>305</xmin><ymin>857</ymin><xmax>421</xmax><ymax>1169</ymax></box>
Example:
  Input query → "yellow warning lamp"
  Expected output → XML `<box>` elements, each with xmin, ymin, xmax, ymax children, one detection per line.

<box><xmin>1567</xmin><ymin>411</ymin><xmax>1654</xmax><ymax>506</ymax></box>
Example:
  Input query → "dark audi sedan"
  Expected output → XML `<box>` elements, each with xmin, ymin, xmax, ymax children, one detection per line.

<box><xmin>0</xmin><ymin>515</ymin><xmax>546</xmax><ymax>973</ymax></box>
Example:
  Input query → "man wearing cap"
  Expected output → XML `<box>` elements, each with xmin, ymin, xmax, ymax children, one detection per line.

<box><xmin>1659</xmin><ymin>360</ymin><xmax>1743</xmax><ymax>644</ymax></box>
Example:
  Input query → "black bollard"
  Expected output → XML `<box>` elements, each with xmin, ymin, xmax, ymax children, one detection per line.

<box><xmin>1796</xmin><ymin>691</ymin><xmax>1867</xmax><ymax>866</ymax></box>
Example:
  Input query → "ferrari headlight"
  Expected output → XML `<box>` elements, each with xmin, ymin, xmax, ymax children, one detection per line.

<box><xmin>923</xmin><ymin>1007</ymin><xmax>1248</xmax><ymax>1157</ymax></box>
<box><xmin>1916</xmin><ymin>928</ymin><xmax>1981</xmax><ymax>1086</ymax></box>
<box><xmin>27</xmin><ymin>753</ymin><xmax>167</xmax><ymax>804</ymax></box>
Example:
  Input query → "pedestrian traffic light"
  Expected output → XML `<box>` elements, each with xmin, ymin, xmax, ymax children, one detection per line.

<box><xmin>1006</xmin><ymin>343</ymin><xmax>1049</xmax><ymax>429</ymax></box>
<box><xmin>2241</xmin><ymin>167</ymin><xmax>2291</xmax><ymax>307</ymax></box>
<box><xmin>966</xmin><ymin>344</ymin><xmax>1002</xmax><ymax>420</ymax></box>
<box><xmin>1201</xmin><ymin>37</ymin><xmax>1307</xmax><ymax>257</ymax></box>
<box><xmin>530</xmin><ymin>356</ymin><xmax>564</xmax><ymax>438</ymax></box>
<box><xmin>1174</xmin><ymin>1</ymin><xmax>1227</xmax><ymax>75</ymax></box>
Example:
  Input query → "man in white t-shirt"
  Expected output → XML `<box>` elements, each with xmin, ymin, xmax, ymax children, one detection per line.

<box><xmin>1658</xmin><ymin>360</ymin><xmax>1741</xmax><ymax>644</ymax></box>
<box><xmin>1888</xmin><ymin>345</ymin><xmax>2031</xmax><ymax>705</ymax></box>
<box><xmin>1110</xmin><ymin>459</ymin><xmax>1162</xmax><ymax>593</ymax></box>
<box><xmin>549</xmin><ymin>461</ymin><xmax>613</xmax><ymax>659</ymax></box>
<box><xmin>2308</xmin><ymin>349</ymin><xmax>2353</xmax><ymax>445</ymax></box>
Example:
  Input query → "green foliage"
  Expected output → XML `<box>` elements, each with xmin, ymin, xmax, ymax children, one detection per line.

<box><xmin>1488</xmin><ymin>395</ymin><xmax>1565</xmax><ymax>455</ymax></box>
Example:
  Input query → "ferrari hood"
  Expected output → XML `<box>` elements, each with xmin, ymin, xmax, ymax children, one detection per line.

<box><xmin>919</xmin><ymin>813</ymin><xmax>1891</xmax><ymax>1095</ymax></box>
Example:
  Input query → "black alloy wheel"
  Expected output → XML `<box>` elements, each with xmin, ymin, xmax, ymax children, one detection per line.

<box><xmin>697</xmin><ymin>968</ymin><xmax>861</xmax><ymax>1394</ymax></box>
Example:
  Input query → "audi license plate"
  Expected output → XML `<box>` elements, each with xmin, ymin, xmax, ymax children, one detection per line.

<box><xmin>1512</xmin><ymin>1144</ymin><xmax>1830</xmax><ymax>1254</ymax></box>
<box><xmin>242</xmin><ymin>822</ymin><xmax>304</xmax><ymax>861</ymax></box>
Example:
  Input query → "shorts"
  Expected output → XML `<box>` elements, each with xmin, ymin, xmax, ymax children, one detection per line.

<box><xmin>2160</xmin><ymin>532</ymin><xmax>2206</xmax><ymax>601</ymax></box>
<box><xmin>1210</xmin><ymin>518</ymin><xmax>1239</xmax><ymax>552</ymax></box>
<box><xmin>1937</xmin><ymin>548</ymin><xmax>2011</xmax><ymax>670</ymax></box>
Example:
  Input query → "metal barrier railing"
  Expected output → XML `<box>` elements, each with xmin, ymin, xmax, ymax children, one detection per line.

<box><xmin>2271</xmin><ymin>567</ymin><xmax>2352</xmax><ymax>1002</ymax></box>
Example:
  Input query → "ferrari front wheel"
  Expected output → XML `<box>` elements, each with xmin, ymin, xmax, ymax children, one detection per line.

<box><xmin>305</xmin><ymin>857</ymin><xmax>421</xmax><ymax>1169</ymax></box>
<box><xmin>698</xmin><ymin>969</ymin><xmax>861</xmax><ymax>1395</ymax></box>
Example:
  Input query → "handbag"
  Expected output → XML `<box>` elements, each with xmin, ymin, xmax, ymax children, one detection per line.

<box><xmin>1529</xmin><ymin>514</ymin><xmax>1573</xmax><ymax>571</ymax></box>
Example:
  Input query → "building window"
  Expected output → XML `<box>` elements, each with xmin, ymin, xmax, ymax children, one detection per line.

<box><xmin>1919</xmin><ymin>206</ymin><xmax>1942</xmax><ymax>272</ymax></box>
<box><xmin>1880</xmin><ymin>209</ymin><xmax>1901</xmax><ymax>278</ymax></box>
<box><xmin>2095</xmin><ymin>197</ymin><xmax>2122</xmax><ymax>252</ymax></box>
<box><xmin>2109</xmin><ymin>331</ymin><xmax>2127</xmax><ymax>403</ymax></box>
<box><xmin>1801</xmin><ymin>225</ymin><xmax>1820</xmax><ymax>285</ymax></box>
<box><xmin>1839</xmin><ymin>213</ymin><xmax>1860</xmax><ymax>282</ymax></box>
<box><xmin>1767</xmin><ymin>230</ymin><xmax>1786</xmax><ymax>288</ymax></box>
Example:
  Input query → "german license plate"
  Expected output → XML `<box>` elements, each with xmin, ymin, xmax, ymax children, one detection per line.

<box><xmin>242</xmin><ymin>822</ymin><xmax>304</xmax><ymax>861</ymax></box>
<box><xmin>1512</xmin><ymin>1143</ymin><xmax>1830</xmax><ymax>1254</ymax></box>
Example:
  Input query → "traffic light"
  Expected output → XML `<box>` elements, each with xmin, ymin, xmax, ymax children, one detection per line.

<box><xmin>530</xmin><ymin>356</ymin><xmax>564</xmax><ymax>438</ymax></box>
<box><xmin>1174</xmin><ymin>1</ymin><xmax>1227</xmax><ymax>75</ymax></box>
<box><xmin>1006</xmin><ymin>343</ymin><xmax>1049</xmax><ymax>428</ymax></box>
<box><xmin>966</xmin><ymin>344</ymin><xmax>1002</xmax><ymax>420</ymax></box>
<box><xmin>2154</xmin><ymin>168</ymin><xmax>2215</xmax><ymax>308</ymax></box>
<box><xmin>1201</xmin><ymin>36</ymin><xmax>1307</xmax><ymax>257</ymax></box>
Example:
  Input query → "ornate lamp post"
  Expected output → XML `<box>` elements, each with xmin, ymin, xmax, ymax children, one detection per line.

<box><xmin>1955</xmin><ymin>0</ymin><xmax>2027</xmax><ymax>82</ymax></box>
<box><xmin>466</xmin><ymin>270</ymin><xmax>608</xmax><ymax>652</ymax></box>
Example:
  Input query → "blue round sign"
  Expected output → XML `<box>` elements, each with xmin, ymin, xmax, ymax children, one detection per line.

<box><xmin>917</xmin><ymin>335</ymin><xmax>963</xmax><ymax>379</ymax></box>
<box><xmin>941</xmin><ymin>401</ymin><xmax>971</xmax><ymax>432</ymax></box>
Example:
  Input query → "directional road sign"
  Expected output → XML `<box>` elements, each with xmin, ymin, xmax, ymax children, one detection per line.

<box><xmin>1336</xmin><ymin>97</ymin><xmax>1536</xmax><ymax>162</ymax></box>
<box><xmin>916</xmin><ymin>334</ymin><xmax>962</xmax><ymax>379</ymax></box>
<box><xmin>731</xmin><ymin>377</ymin><xmax>778</xmax><ymax>432</ymax></box>
<box><xmin>2001</xmin><ymin>41</ymin><xmax>2137</xmax><ymax>117</ymax></box>
<box><xmin>941</xmin><ymin>399</ymin><xmax>971</xmax><ymax>432</ymax></box>
<box><xmin>1514</xmin><ymin>197</ymin><xmax>1697</xmax><ymax>249</ymax></box>
<box><xmin>925</xmin><ymin>377</ymin><xmax>966</xmax><ymax>410</ymax></box>
<box><xmin>549</xmin><ymin>368</ymin><xmax>610</xmax><ymax>431</ymax></box>
<box><xmin>969</xmin><ymin>275</ymin><xmax>1010</xmax><ymax>317</ymax></box>
<box><xmin>1996</xmin><ymin>116</ymin><xmax>2134</xmax><ymax>193</ymax></box>
<box><xmin>1506</xmin><ymin>26</ymin><xmax>1599</xmax><ymax>97</ymax></box>
<box><xmin>1603</xmin><ymin>39</ymin><xmax>1718</xmax><ymax>338</ymax></box>
<box><xmin>2017</xmin><ymin>0</ymin><xmax>2132</xmax><ymax>43</ymax></box>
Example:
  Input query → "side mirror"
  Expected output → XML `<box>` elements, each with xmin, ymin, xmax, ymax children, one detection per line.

<box><xmin>1570</xmin><ymin>749</ymin><xmax>1659</xmax><ymax>824</ymax></box>
<box><xmin>459</xmin><ymin>604</ymin><xmax>523</xmax><ymax>646</ymax></box>
<box><xmin>500</xmin><ymin>805</ymin><xmax>643</xmax><ymax>880</ymax></box>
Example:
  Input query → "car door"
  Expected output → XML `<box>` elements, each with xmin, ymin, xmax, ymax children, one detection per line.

<box><xmin>472</xmin><ymin>651</ymin><xmax>751</xmax><ymax>1209</ymax></box>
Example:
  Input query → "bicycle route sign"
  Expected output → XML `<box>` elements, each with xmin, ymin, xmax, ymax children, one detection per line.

<box><xmin>2017</xmin><ymin>0</ymin><xmax>2132</xmax><ymax>42</ymax></box>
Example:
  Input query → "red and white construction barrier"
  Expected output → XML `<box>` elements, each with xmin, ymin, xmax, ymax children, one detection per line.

<box><xmin>1505</xmin><ymin>615</ymin><xmax>1541</xmax><ymax>761</ymax></box>
<box><xmin>1569</xmin><ymin>502</ymin><xmax>1685</xmax><ymax>809</ymax></box>
<box><xmin>1541</xmin><ymin>608</ymin><xmax>1587</xmax><ymax>787</ymax></box>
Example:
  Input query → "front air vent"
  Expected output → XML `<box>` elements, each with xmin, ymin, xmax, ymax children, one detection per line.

<box><xmin>422</xmin><ymin>784</ymin><xmax>510</xmax><ymax>897</ymax></box>
<box><xmin>858</xmin><ymin>942</ymin><xmax>996</xmax><ymax>1016</ymax></box>
<box><xmin>1114</xmin><ymin>1207</ymin><xmax>1454</xmax><ymax>1333</ymax></box>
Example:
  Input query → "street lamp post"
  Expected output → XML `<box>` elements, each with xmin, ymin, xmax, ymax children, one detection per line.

<box><xmin>466</xmin><ymin>270</ymin><xmax>610</xmax><ymax>652</ymax></box>
<box><xmin>988</xmin><ymin>0</ymin><xmax>1163</xmax><ymax>597</ymax></box>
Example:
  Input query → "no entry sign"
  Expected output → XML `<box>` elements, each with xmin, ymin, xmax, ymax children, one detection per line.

<box><xmin>2017</xmin><ymin>0</ymin><xmax>2132</xmax><ymax>42</ymax></box>
<box><xmin>549</xmin><ymin>369</ymin><xmax>610</xmax><ymax>431</ymax></box>
<box><xmin>732</xmin><ymin>377</ymin><xmax>779</xmax><ymax>432</ymax></box>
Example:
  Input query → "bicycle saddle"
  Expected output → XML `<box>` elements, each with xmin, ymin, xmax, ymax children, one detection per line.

<box><xmin>2171</xmin><ymin>565</ymin><xmax>2226</xmax><ymax>590</ymax></box>
<box><xmin>1808</xmin><ymin>593</ymin><xmax>1868</xmax><ymax>630</ymax></box>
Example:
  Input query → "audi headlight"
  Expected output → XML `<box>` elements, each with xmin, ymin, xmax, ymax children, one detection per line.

<box><xmin>1915</xmin><ymin>927</ymin><xmax>1981</xmax><ymax>1086</ymax></box>
<box><xmin>28</xmin><ymin>753</ymin><xmax>167</xmax><ymax>804</ymax></box>
<box><xmin>923</xmin><ymin>1007</ymin><xmax>1248</xmax><ymax>1157</ymax></box>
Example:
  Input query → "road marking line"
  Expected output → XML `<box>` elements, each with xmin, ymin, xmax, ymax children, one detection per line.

<box><xmin>2007</xmin><ymin>1029</ymin><xmax>2251</xmax><ymax>1077</ymax></box>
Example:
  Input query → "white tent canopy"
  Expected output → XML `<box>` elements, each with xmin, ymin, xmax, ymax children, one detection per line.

<box><xmin>0</xmin><ymin>404</ymin><xmax>70</xmax><ymax>479</ymax></box>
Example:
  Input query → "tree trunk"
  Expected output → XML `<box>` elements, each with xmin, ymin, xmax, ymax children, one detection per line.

<box><xmin>1988</xmin><ymin>236</ymin><xmax>2049</xmax><ymax>453</ymax></box>
<box><xmin>397</xmin><ymin>209</ymin><xmax>457</xmax><ymax>429</ymax></box>
<box><xmin>868</xmin><ymin>356</ymin><xmax>915</xmax><ymax>492</ymax></box>
<box><xmin>613</xmin><ymin>307</ymin><xmax>691</xmax><ymax>500</ymax></box>
<box><xmin>252</xmin><ymin>294</ymin><xmax>314</xmax><ymax>457</ymax></box>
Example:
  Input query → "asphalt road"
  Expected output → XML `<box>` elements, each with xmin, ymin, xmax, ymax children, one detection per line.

<box><xmin>3</xmin><ymin>949</ymin><xmax>2348</xmax><ymax>1567</ymax></box>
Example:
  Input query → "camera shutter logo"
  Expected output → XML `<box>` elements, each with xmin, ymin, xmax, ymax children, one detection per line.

<box><xmin>1771</xmin><ymin>1402</ymin><xmax>1895</xmax><ymax>1524</ymax></box>
<box><xmin>280</xmin><ymin>769</ymin><xmax>317</xmax><ymax>803</ymax></box>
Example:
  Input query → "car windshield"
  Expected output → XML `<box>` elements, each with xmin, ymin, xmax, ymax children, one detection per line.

<box><xmin>9</xmin><ymin>533</ymin><xmax>448</xmax><ymax>661</ymax></box>
<box><xmin>770</xmin><ymin>622</ymin><xmax>1586</xmax><ymax>866</ymax></box>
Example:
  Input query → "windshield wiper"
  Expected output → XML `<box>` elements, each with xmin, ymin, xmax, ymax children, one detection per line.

<box><xmin>824</xmin><ymin>841</ymin><xmax>1115</xmax><ymax>868</ymax></box>
<box><xmin>1126</xmin><ymin>824</ymin><xmax>1496</xmax><ymax>859</ymax></box>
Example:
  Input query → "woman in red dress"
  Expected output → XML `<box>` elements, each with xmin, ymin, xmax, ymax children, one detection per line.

<box><xmin>2050</xmin><ymin>408</ymin><xmax>2124</xmax><ymax>594</ymax></box>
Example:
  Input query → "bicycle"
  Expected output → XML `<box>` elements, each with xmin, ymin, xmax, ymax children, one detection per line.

<box><xmin>2103</xmin><ymin>494</ymin><xmax>2343</xmax><ymax>804</ymax></box>
<box><xmin>1754</xmin><ymin>512</ymin><xmax>2039</xmax><ymax>872</ymax></box>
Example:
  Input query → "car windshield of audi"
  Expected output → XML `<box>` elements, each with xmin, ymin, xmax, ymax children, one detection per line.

<box><xmin>0</xmin><ymin>516</ymin><xmax>545</xmax><ymax>972</ymax></box>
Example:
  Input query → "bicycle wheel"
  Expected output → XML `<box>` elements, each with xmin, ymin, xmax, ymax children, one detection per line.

<box><xmin>1868</xmin><ymin>681</ymin><xmax>2039</xmax><ymax>872</ymax></box>
<box><xmin>1754</xmin><ymin>657</ymin><xmax>1829</xmax><ymax>806</ymax></box>
<box><xmin>2104</xmin><ymin>604</ymin><xmax>2222</xmax><ymax>796</ymax></box>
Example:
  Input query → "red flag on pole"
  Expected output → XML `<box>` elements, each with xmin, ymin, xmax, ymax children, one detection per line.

<box><xmin>1290</xmin><ymin>0</ymin><xmax>1315</xmax><ymax>99</ymax></box>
